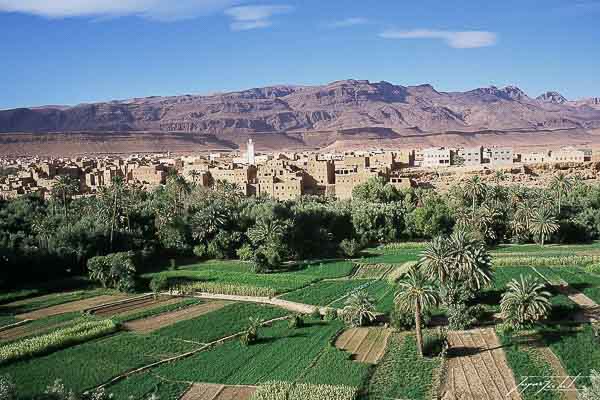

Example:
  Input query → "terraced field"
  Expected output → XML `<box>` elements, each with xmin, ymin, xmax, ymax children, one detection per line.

<box><xmin>441</xmin><ymin>329</ymin><xmax>522</xmax><ymax>400</ymax></box>
<box><xmin>181</xmin><ymin>383</ymin><xmax>256</xmax><ymax>400</ymax></box>
<box><xmin>335</xmin><ymin>327</ymin><xmax>391</xmax><ymax>364</ymax></box>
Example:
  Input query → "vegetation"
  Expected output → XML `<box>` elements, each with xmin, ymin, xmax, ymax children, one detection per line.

<box><xmin>342</xmin><ymin>290</ymin><xmax>377</xmax><ymax>327</ymax></box>
<box><xmin>500</xmin><ymin>275</ymin><xmax>552</xmax><ymax>330</ymax></box>
<box><xmin>579</xmin><ymin>370</ymin><xmax>600</xmax><ymax>400</ymax></box>
<box><xmin>0</xmin><ymin>319</ymin><xmax>117</xmax><ymax>365</ymax></box>
<box><xmin>87</xmin><ymin>252</ymin><xmax>136</xmax><ymax>292</ymax></box>
<box><xmin>251</xmin><ymin>382</ymin><xmax>358</xmax><ymax>400</ymax></box>
<box><xmin>367</xmin><ymin>333</ymin><xmax>440</xmax><ymax>400</ymax></box>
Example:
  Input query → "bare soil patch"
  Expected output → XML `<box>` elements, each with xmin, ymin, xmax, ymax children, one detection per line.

<box><xmin>441</xmin><ymin>328</ymin><xmax>522</xmax><ymax>400</ymax></box>
<box><xmin>537</xmin><ymin>346</ymin><xmax>578</xmax><ymax>400</ymax></box>
<box><xmin>554</xmin><ymin>284</ymin><xmax>600</xmax><ymax>323</ymax></box>
<box><xmin>16</xmin><ymin>295</ymin><xmax>128</xmax><ymax>320</ymax></box>
<box><xmin>123</xmin><ymin>301</ymin><xmax>229</xmax><ymax>334</ymax></box>
<box><xmin>180</xmin><ymin>383</ymin><xmax>256</xmax><ymax>400</ymax></box>
<box><xmin>335</xmin><ymin>327</ymin><xmax>391</xmax><ymax>364</ymax></box>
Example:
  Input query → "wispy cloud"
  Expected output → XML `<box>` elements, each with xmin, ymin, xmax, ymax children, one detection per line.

<box><xmin>327</xmin><ymin>17</ymin><xmax>369</xmax><ymax>28</ymax></box>
<box><xmin>0</xmin><ymin>0</ymin><xmax>243</xmax><ymax>21</ymax></box>
<box><xmin>224</xmin><ymin>4</ymin><xmax>293</xmax><ymax>31</ymax></box>
<box><xmin>380</xmin><ymin>29</ymin><xmax>497</xmax><ymax>49</ymax></box>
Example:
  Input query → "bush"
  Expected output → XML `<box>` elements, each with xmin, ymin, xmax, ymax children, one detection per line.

<box><xmin>586</xmin><ymin>263</ymin><xmax>600</xmax><ymax>275</ymax></box>
<box><xmin>0</xmin><ymin>320</ymin><xmax>117</xmax><ymax>365</ymax></box>
<box><xmin>339</xmin><ymin>239</ymin><xmax>363</xmax><ymax>258</ymax></box>
<box><xmin>149</xmin><ymin>275</ymin><xmax>168</xmax><ymax>296</ymax></box>
<box><xmin>288</xmin><ymin>314</ymin><xmax>304</xmax><ymax>329</ymax></box>
<box><xmin>390</xmin><ymin>308</ymin><xmax>431</xmax><ymax>331</ymax></box>
<box><xmin>193</xmin><ymin>244</ymin><xmax>208</xmax><ymax>259</ymax></box>
<box><xmin>423</xmin><ymin>329</ymin><xmax>448</xmax><ymax>358</ymax></box>
<box><xmin>0</xmin><ymin>375</ymin><xmax>16</xmax><ymax>400</ymax></box>
<box><xmin>310</xmin><ymin>308</ymin><xmax>321</xmax><ymax>320</ymax></box>
<box><xmin>236</xmin><ymin>244</ymin><xmax>254</xmax><ymax>261</ymax></box>
<box><xmin>323</xmin><ymin>308</ymin><xmax>338</xmax><ymax>321</ymax></box>
<box><xmin>87</xmin><ymin>252</ymin><xmax>136</xmax><ymax>292</ymax></box>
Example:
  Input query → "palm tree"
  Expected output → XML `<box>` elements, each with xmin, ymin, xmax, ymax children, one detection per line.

<box><xmin>530</xmin><ymin>207</ymin><xmax>559</xmax><ymax>247</ymax></box>
<box><xmin>343</xmin><ymin>290</ymin><xmax>377</xmax><ymax>327</ymax></box>
<box><xmin>448</xmin><ymin>231</ymin><xmax>493</xmax><ymax>290</ymax></box>
<box><xmin>493</xmin><ymin>170</ymin><xmax>506</xmax><ymax>185</ymax></box>
<box><xmin>550</xmin><ymin>172</ymin><xmax>572</xmax><ymax>214</ymax></box>
<box><xmin>247</xmin><ymin>219</ymin><xmax>286</xmax><ymax>246</ymax></box>
<box><xmin>500</xmin><ymin>275</ymin><xmax>552</xmax><ymax>330</ymax></box>
<box><xmin>395</xmin><ymin>268</ymin><xmax>439</xmax><ymax>356</ymax></box>
<box><xmin>51</xmin><ymin>175</ymin><xmax>78</xmax><ymax>219</ymax></box>
<box><xmin>463</xmin><ymin>175</ymin><xmax>487</xmax><ymax>215</ymax></box>
<box><xmin>109</xmin><ymin>175</ymin><xmax>126</xmax><ymax>251</ymax></box>
<box><xmin>419</xmin><ymin>235</ymin><xmax>452</xmax><ymax>285</ymax></box>
<box><xmin>189</xmin><ymin>169</ymin><xmax>201</xmax><ymax>184</ymax></box>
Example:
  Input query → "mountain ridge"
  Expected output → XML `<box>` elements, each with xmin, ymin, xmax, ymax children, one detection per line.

<box><xmin>2</xmin><ymin>79</ymin><xmax>600</xmax><ymax>136</ymax></box>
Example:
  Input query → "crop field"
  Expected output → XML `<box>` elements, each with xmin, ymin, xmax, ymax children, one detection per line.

<box><xmin>491</xmin><ymin>242</ymin><xmax>600</xmax><ymax>256</ymax></box>
<box><xmin>279</xmin><ymin>280</ymin><xmax>371</xmax><ymax>306</ymax></box>
<box><xmin>155</xmin><ymin>303</ymin><xmax>288</xmax><ymax>343</ymax></box>
<box><xmin>123</xmin><ymin>300</ymin><xmax>229</xmax><ymax>333</ymax></box>
<box><xmin>335</xmin><ymin>327</ymin><xmax>391</xmax><ymax>364</ymax></box>
<box><xmin>14</xmin><ymin>294</ymin><xmax>129</xmax><ymax>320</ymax></box>
<box><xmin>148</xmin><ymin>320</ymin><xmax>367</xmax><ymax>387</ymax></box>
<box><xmin>91</xmin><ymin>295</ymin><xmax>185</xmax><ymax>318</ymax></box>
<box><xmin>534</xmin><ymin>266</ymin><xmax>600</xmax><ymax>304</ymax></box>
<box><xmin>358</xmin><ymin>249</ymin><xmax>422</xmax><ymax>265</ymax></box>
<box><xmin>180</xmin><ymin>383</ymin><xmax>257</xmax><ymax>400</ymax></box>
<box><xmin>0</xmin><ymin>312</ymin><xmax>82</xmax><ymax>343</ymax></box>
<box><xmin>351</xmin><ymin>263</ymin><xmax>395</xmax><ymax>279</ymax></box>
<box><xmin>367</xmin><ymin>333</ymin><xmax>440</xmax><ymax>400</ymax></box>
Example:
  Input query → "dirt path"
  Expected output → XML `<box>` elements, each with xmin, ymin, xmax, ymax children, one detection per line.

<box><xmin>335</xmin><ymin>327</ymin><xmax>391</xmax><ymax>364</ymax></box>
<box><xmin>16</xmin><ymin>295</ymin><xmax>128</xmax><ymax>320</ymax></box>
<box><xmin>553</xmin><ymin>284</ymin><xmax>600</xmax><ymax>323</ymax></box>
<box><xmin>180</xmin><ymin>383</ymin><xmax>256</xmax><ymax>400</ymax></box>
<box><xmin>441</xmin><ymin>328</ymin><xmax>522</xmax><ymax>400</ymax></box>
<box><xmin>176</xmin><ymin>292</ymin><xmax>322</xmax><ymax>315</ymax></box>
<box><xmin>123</xmin><ymin>301</ymin><xmax>230</xmax><ymax>333</ymax></box>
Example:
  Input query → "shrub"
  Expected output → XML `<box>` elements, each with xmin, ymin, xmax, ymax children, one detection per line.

<box><xmin>288</xmin><ymin>314</ymin><xmax>304</xmax><ymax>329</ymax></box>
<box><xmin>310</xmin><ymin>308</ymin><xmax>321</xmax><ymax>320</ymax></box>
<box><xmin>586</xmin><ymin>263</ymin><xmax>600</xmax><ymax>275</ymax></box>
<box><xmin>323</xmin><ymin>308</ymin><xmax>338</xmax><ymax>321</ymax></box>
<box><xmin>87</xmin><ymin>252</ymin><xmax>136</xmax><ymax>292</ymax></box>
<box><xmin>390</xmin><ymin>308</ymin><xmax>431</xmax><ymax>331</ymax></box>
<box><xmin>43</xmin><ymin>379</ymin><xmax>78</xmax><ymax>400</ymax></box>
<box><xmin>236</xmin><ymin>244</ymin><xmax>254</xmax><ymax>261</ymax></box>
<box><xmin>339</xmin><ymin>239</ymin><xmax>363</xmax><ymax>258</ymax></box>
<box><xmin>423</xmin><ymin>329</ymin><xmax>448</xmax><ymax>358</ymax></box>
<box><xmin>169</xmin><ymin>259</ymin><xmax>177</xmax><ymax>271</ymax></box>
<box><xmin>149</xmin><ymin>275</ymin><xmax>168</xmax><ymax>296</ymax></box>
<box><xmin>193</xmin><ymin>244</ymin><xmax>208</xmax><ymax>259</ymax></box>
<box><xmin>0</xmin><ymin>320</ymin><xmax>117</xmax><ymax>365</ymax></box>
<box><xmin>579</xmin><ymin>369</ymin><xmax>600</xmax><ymax>400</ymax></box>
<box><xmin>0</xmin><ymin>375</ymin><xmax>16</xmax><ymax>400</ymax></box>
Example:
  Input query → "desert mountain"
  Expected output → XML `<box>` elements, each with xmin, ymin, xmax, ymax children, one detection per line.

<box><xmin>2</xmin><ymin>79</ymin><xmax>600</xmax><ymax>136</ymax></box>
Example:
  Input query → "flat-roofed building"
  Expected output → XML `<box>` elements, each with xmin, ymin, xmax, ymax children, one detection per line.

<box><xmin>550</xmin><ymin>147</ymin><xmax>585</xmax><ymax>163</ymax></box>
<box><xmin>130</xmin><ymin>165</ymin><xmax>168</xmax><ymax>187</ymax></box>
<box><xmin>521</xmin><ymin>152</ymin><xmax>548</xmax><ymax>164</ymax></box>
<box><xmin>485</xmin><ymin>147</ymin><xmax>514</xmax><ymax>165</ymax></box>
<box><xmin>458</xmin><ymin>147</ymin><xmax>483</xmax><ymax>166</ymax></box>
<box><xmin>334</xmin><ymin>167</ymin><xmax>382</xmax><ymax>200</ymax></box>
<box><xmin>422</xmin><ymin>147</ymin><xmax>452</xmax><ymax>168</ymax></box>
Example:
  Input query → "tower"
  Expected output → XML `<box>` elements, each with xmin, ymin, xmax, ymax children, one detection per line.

<box><xmin>247</xmin><ymin>138</ymin><xmax>255</xmax><ymax>165</ymax></box>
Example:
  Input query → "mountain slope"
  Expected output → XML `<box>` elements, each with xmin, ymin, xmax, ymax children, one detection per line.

<box><xmin>2</xmin><ymin>79</ymin><xmax>600</xmax><ymax>135</ymax></box>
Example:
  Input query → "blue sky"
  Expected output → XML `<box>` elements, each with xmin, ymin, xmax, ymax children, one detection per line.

<box><xmin>0</xmin><ymin>0</ymin><xmax>598</xmax><ymax>109</ymax></box>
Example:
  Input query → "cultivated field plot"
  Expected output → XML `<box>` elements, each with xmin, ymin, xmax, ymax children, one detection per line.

<box><xmin>335</xmin><ymin>327</ymin><xmax>391</xmax><ymax>364</ymax></box>
<box><xmin>181</xmin><ymin>383</ymin><xmax>256</xmax><ymax>400</ymax></box>
<box><xmin>90</xmin><ymin>295</ymin><xmax>184</xmax><ymax>318</ymax></box>
<box><xmin>351</xmin><ymin>263</ymin><xmax>395</xmax><ymax>279</ymax></box>
<box><xmin>441</xmin><ymin>328</ymin><xmax>522</xmax><ymax>400</ymax></box>
<box><xmin>123</xmin><ymin>300</ymin><xmax>230</xmax><ymax>333</ymax></box>
<box><xmin>534</xmin><ymin>266</ymin><xmax>600</xmax><ymax>304</ymax></box>
<box><xmin>15</xmin><ymin>294</ymin><xmax>128</xmax><ymax>320</ymax></box>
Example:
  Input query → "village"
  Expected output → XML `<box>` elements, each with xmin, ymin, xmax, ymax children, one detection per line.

<box><xmin>1</xmin><ymin>140</ymin><xmax>598</xmax><ymax>200</ymax></box>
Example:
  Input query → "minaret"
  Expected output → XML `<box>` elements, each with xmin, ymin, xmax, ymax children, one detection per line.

<box><xmin>247</xmin><ymin>138</ymin><xmax>255</xmax><ymax>165</ymax></box>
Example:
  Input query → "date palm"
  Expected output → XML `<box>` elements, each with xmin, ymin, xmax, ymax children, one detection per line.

<box><xmin>419</xmin><ymin>235</ymin><xmax>452</xmax><ymax>285</ymax></box>
<box><xmin>395</xmin><ymin>268</ymin><xmax>439</xmax><ymax>357</ymax></box>
<box><xmin>343</xmin><ymin>290</ymin><xmax>377</xmax><ymax>328</ymax></box>
<box><xmin>464</xmin><ymin>175</ymin><xmax>487</xmax><ymax>215</ymax></box>
<box><xmin>550</xmin><ymin>172</ymin><xmax>572</xmax><ymax>214</ymax></box>
<box><xmin>51</xmin><ymin>175</ymin><xmax>78</xmax><ymax>219</ymax></box>
<box><xmin>530</xmin><ymin>207</ymin><xmax>559</xmax><ymax>247</ymax></box>
<box><xmin>500</xmin><ymin>275</ymin><xmax>551</xmax><ymax>330</ymax></box>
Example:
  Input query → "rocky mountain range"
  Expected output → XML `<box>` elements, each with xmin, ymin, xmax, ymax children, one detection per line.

<box><xmin>2</xmin><ymin>79</ymin><xmax>600</xmax><ymax>138</ymax></box>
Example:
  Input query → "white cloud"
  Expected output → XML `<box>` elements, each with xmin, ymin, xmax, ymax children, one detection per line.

<box><xmin>224</xmin><ymin>4</ymin><xmax>292</xmax><ymax>31</ymax></box>
<box><xmin>0</xmin><ymin>0</ymin><xmax>242</xmax><ymax>21</ymax></box>
<box><xmin>327</xmin><ymin>17</ymin><xmax>369</xmax><ymax>28</ymax></box>
<box><xmin>380</xmin><ymin>29</ymin><xmax>497</xmax><ymax>49</ymax></box>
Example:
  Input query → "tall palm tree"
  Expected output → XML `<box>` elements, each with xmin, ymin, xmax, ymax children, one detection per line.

<box><xmin>500</xmin><ymin>275</ymin><xmax>552</xmax><ymax>330</ymax></box>
<box><xmin>109</xmin><ymin>175</ymin><xmax>126</xmax><ymax>251</ymax></box>
<box><xmin>550</xmin><ymin>172</ymin><xmax>572</xmax><ymax>214</ymax></box>
<box><xmin>464</xmin><ymin>175</ymin><xmax>487</xmax><ymax>215</ymax></box>
<box><xmin>343</xmin><ymin>290</ymin><xmax>377</xmax><ymax>327</ymax></box>
<box><xmin>247</xmin><ymin>219</ymin><xmax>286</xmax><ymax>246</ymax></box>
<box><xmin>530</xmin><ymin>207</ymin><xmax>559</xmax><ymax>247</ymax></box>
<box><xmin>395</xmin><ymin>268</ymin><xmax>439</xmax><ymax>357</ymax></box>
<box><xmin>448</xmin><ymin>231</ymin><xmax>493</xmax><ymax>290</ymax></box>
<box><xmin>419</xmin><ymin>235</ymin><xmax>452</xmax><ymax>285</ymax></box>
<box><xmin>493</xmin><ymin>170</ymin><xmax>506</xmax><ymax>185</ymax></box>
<box><xmin>51</xmin><ymin>175</ymin><xmax>78</xmax><ymax>219</ymax></box>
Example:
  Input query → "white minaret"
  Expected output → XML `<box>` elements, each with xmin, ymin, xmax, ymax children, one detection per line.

<box><xmin>247</xmin><ymin>138</ymin><xmax>256</xmax><ymax>165</ymax></box>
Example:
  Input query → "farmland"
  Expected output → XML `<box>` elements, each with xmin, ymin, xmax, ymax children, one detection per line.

<box><xmin>0</xmin><ymin>242</ymin><xmax>599</xmax><ymax>399</ymax></box>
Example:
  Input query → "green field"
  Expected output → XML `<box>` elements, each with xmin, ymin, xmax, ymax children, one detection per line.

<box><xmin>280</xmin><ymin>280</ymin><xmax>371</xmax><ymax>307</ymax></box>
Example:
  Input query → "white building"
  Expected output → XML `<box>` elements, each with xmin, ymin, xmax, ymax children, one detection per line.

<box><xmin>485</xmin><ymin>147</ymin><xmax>514</xmax><ymax>165</ymax></box>
<box><xmin>246</xmin><ymin>139</ymin><xmax>256</xmax><ymax>165</ymax></box>
<box><xmin>422</xmin><ymin>147</ymin><xmax>452</xmax><ymax>168</ymax></box>
<box><xmin>458</xmin><ymin>147</ymin><xmax>483</xmax><ymax>166</ymax></box>
<box><xmin>521</xmin><ymin>152</ymin><xmax>548</xmax><ymax>164</ymax></box>
<box><xmin>550</xmin><ymin>147</ymin><xmax>585</xmax><ymax>163</ymax></box>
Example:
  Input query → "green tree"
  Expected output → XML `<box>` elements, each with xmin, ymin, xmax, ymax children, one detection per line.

<box><xmin>500</xmin><ymin>275</ymin><xmax>552</xmax><ymax>330</ymax></box>
<box><xmin>463</xmin><ymin>175</ymin><xmax>487</xmax><ymax>215</ymax></box>
<box><xmin>52</xmin><ymin>175</ymin><xmax>78</xmax><ymax>219</ymax></box>
<box><xmin>395</xmin><ymin>268</ymin><xmax>439</xmax><ymax>357</ymax></box>
<box><xmin>550</xmin><ymin>172</ymin><xmax>572</xmax><ymax>214</ymax></box>
<box><xmin>342</xmin><ymin>290</ymin><xmax>377</xmax><ymax>327</ymax></box>
<box><xmin>530</xmin><ymin>207</ymin><xmax>559</xmax><ymax>246</ymax></box>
